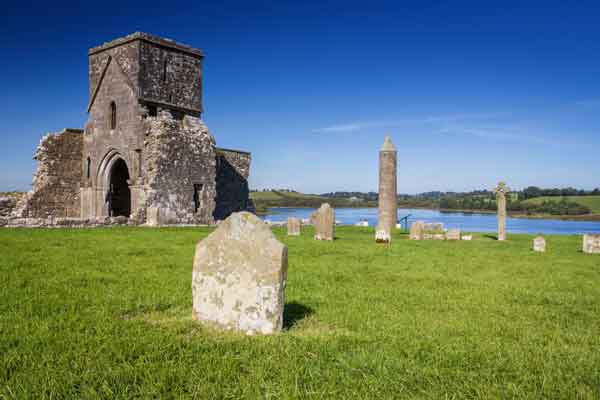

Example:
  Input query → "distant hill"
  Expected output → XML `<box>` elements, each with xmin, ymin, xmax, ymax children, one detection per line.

<box><xmin>523</xmin><ymin>195</ymin><xmax>600</xmax><ymax>214</ymax></box>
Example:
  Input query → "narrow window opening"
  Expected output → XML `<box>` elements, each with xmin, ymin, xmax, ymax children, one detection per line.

<box><xmin>86</xmin><ymin>157</ymin><xmax>91</xmax><ymax>179</ymax></box>
<box><xmin>110</xmin><ymin>101</ymin><xmax>117</xmax><ymax>130</ymax></box>
<box><xmin>148</xmin><ymin>105</ymin><xmax>157</xmax><ymax>117</ymax></box>
<box><xmin>193</xmin><ymin>184</ymin><xmax>203</xmax><ymax>213</ymax></box>
<box><xmin>162</xmin><ymin>59</ymin><xmax>168</xmax><ymax>82</ymax></box>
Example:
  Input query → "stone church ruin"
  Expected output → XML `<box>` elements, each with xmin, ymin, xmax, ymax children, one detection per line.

<box><xmin>15</xmin><ymin>32</ymin><xmax>251</xmax><ymax>225</ymax></box>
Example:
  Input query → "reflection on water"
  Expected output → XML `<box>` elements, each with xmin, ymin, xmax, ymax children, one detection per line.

<box><xmin>264</xmin><ymin>207</ymin><xmax>600</xmax><ymax>235</ymax></box>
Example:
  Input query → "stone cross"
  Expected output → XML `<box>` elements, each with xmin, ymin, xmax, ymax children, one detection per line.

<box><xmin>583</xmin><ymin>234</ymin><xmax>600</xmax><ymax>254</ymax></box>
<box><xmin>376</xmin><ymin>136</ymin><xmax>398</xmax><ymax>243</ymax></box>
<box><xmin>192</xmin><ymin>212</ymin><xmax>288</xmax><ymax>335</ymax></box>
<box><xmin>533</xmin><ymin>236</ymin><xmax>546</xmax><ymax>252</ymax></box>
<box><xmin>494</xmin><ymin>182</ymin><xmax>510</xmax><ymax>241</ymax></box>
<box><xmin>287</xmin><ymin>217</ymin><xmax>301</xmax><ymax>236</ymax></box>
<box><xmin>313</xmin><ymin>203</ymin><xmax>335</xmax><ymax>241</ymax></box>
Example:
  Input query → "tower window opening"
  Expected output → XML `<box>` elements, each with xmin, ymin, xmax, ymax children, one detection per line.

<box><xmin>193</xmin><ymin>184</ymin><xmax>203</xmax><ymax>213</ymax></box>
<box><xmin>162</xmin><ymin>59</ymin><xmax>168</xmax><ymax>82</ymax></box>
<box><xmin>86</xmin><ymin>157</ymin><xmax>91</xmax><ymax>179</ymax></box>
<box><xmin>110</xmin><ymin>101</ymin><xmax>117</xmax><ymax>130</ymax></box>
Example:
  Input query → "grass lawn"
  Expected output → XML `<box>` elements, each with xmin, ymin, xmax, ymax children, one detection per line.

<box><xmin>1</xmin><ymin>226</ymin><xmax>600</xmax><ymax>398</ymax></box>
<box><xmin>523</xmin><ymin>195</ymin><xmax>600</xmax><ymax>214</ymax></box>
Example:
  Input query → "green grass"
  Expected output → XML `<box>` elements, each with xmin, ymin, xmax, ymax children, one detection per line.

<box><xmin>1</xmin><ymin>227</ymin><xmax>600</xmax><ymax>398</ymax></box>
<box><xmin>523</xmin><ymin>195</ymin><xmax>600</xmax><ymax>213</ymax></box>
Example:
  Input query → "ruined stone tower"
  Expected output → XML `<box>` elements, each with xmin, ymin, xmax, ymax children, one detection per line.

<box><xmin>17</xmin><ymin>33</ymin><xmax>251</xmax><ymax>225</ymax></box>
<box><xmin>375</xmin><ymin>136</ymin><xmax>397</xmax><ymax>243</ymax></box>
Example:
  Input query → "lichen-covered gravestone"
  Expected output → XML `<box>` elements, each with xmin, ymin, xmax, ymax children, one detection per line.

<box><xmin>409</xmin><ymin>221</ymin><xmax>424</xmax><ymax>240</ymax></box>
<box><xmin>533</xmin><ymin>236</ymin><xmax>546</xmax><ymax>252</ymax></box>
<box><xmin>314</xmin><ymin>203</ymin><xmax>335</xmax><ymax>241</ymax></box>
<box><xmin>192</xmin><ymin>212</ymin><xmax>288</xmax><ymax>335</ymax></box>
<box><xmin>287</xmin><ymin>217</ymin><xmax>301</xmax><ymax>236</ymax></box>
<box><xmin>583</xmin><ymin>234</ymin><xmax>600</xmax><ymax>254</ymax></box>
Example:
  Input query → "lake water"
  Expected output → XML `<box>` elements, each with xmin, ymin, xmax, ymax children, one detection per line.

<box><xmin>264</xmin><ymin>207</ymin><xmax>600</xmax><ymax>235</ymax></box>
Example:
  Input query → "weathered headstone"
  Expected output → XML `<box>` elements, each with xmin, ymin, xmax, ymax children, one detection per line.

<box><xmin>376</xmin><ymin>136</ymin><xmax>397</xmax><ymax>243</ymax></box>
<box><xmin>533</xmin><ymin>236</ymin><xmax>546</xmax><ymax>252</ymax></box>
<box><xmin>192</xmin><ymin>212</ymin><xmax>288</xmax><ymax>335</ymax></box>
<box><xmin>287</xmin><ymin>217</ymin><xmax>301</xmax><ymax>236</ymax></box>
<box><xmin>446</xmin><ymin>229</ymin><xmax>461</xmax><ymax>241</ymax></box>
<box><xmin>314</xmin><ymin>203</ymin><xmax>335</xmax><ymax>241</ymax></box>
<box><xmin>423</xmin><ymin>222</ymin><xmax>444</xmax><ymax>232</ymax></box>
<box><xmin>583</xmin><ymin>234</ymin><xmax>600</xmax><ymax>254</ymax></box>
<box><xmin>409</xmin><ymin>221</ymin><xmax>424</xmax><ymax>240</ymax></box>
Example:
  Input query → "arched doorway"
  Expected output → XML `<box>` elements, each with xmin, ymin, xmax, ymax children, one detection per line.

<box><xmin>108</xmin><ymin>158</ymin><xmax>131</xmax><ymax>217</ymax></box>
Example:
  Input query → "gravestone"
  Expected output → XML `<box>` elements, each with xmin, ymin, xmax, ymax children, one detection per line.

<box><xmin>376</xmin><ymin>136</ymin><xmax>397</xmax><ymax>243</ymax></box>
<box><xmin>409</xmin><ymin>221</ymin><xmax>424</xmax><ymax>240</ymax></box>
<box><xmin>583</xmin><ymin>234</ymin><xmax>600</xmax><ymax>254</ymax></box>
<box><xmin>192</xmin><ymin>212</ymin><xmax>288</xmax><ymax>335</ymax></box>
<box><xmin>423</xmin><ymin>222</ymin><xmax>444</xmax><ymax>231</ymax></box>
<box><xmin>287</xmin><ymin>217</ymin><xmax>301</xmax><ymax>236</ymax></box>
<box><xmin>446</xmin><ymin>229</ymin><xmax>461</xmax><ymax>241</ymax></box>
<box><xmin>314</xmin><ymin>203</ymin><xmax>335</xmax><ymax>241</ymax></box>
<box><xmin>533</xmin><ymin>236</ymin><xmax>546</xmax><ymax>252</ymax></box>
<box><xmin>494</xmin><ymin>182</ymin><xmax>510</xmax><ymax>241</ymax></box>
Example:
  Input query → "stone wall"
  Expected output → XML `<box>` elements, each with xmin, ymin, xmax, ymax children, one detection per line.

<box><xmin>141</xmin><ymin>112</ymin><xmax>216</xmax><ymax>224</ymax></box>
<box><xmin>15</xmin><ymin>129</ymin><xmax>83</xmax><ymax>218</ymax></box>
<box><xmin>214</xmin><ymin>148</ymin><xmax>252</xmax><ymax>220</ymax></box>
<box><xmin>139</xmin><ymin>40</ymin><xmax>202</xmax><ymax>113</ymax></box>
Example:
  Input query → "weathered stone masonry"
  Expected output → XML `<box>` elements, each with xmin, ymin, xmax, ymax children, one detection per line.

<box><xmin>16</xmin><ymin>32</ymin><xmax>251</xmax><ymax>225</ymax></box>
<box><xmin>16</xmin><ymin>129</ymin><xmax>84</xmax><ymax>218</ymax></box>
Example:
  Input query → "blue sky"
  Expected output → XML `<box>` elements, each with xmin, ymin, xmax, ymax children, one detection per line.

<box><xmin>1</xmin><ymin>1</ymin><xmax>599</xmax><ymax>194</ymax></box>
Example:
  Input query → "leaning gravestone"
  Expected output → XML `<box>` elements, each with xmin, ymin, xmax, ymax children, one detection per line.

<box><xmin>533</xmin><ymin>236</ymin><xmax>546</xmax><ymax>252</ymax></box>
<box><xmin>583</xmin><ymin>234</ymin><xmax>600</xmax><ymax>254</ymax></box>
<box><xmin>192</xmin><ymin>212</ymin><xmax>288</xmax><ymax>335</ymax></box>
<box><xmin>409</xmin><ymin>221</ymin><xmax>424</xmax><ymax>240</ymax></box>
<box><xmin>314</xmin><ymin>203</ymin><xmax>335</xmax><ymax>241</ymax></box>
<box><xmin>287</xmin><ymin>217</ymin><xmax>301</xmax><ymax>236</ymax></box>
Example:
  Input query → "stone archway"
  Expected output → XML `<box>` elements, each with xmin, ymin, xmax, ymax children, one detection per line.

<box><xmin>109</xmin><ymin>158</ymin><xmax>131</xmax><ymax>217</ymax></box>
<box><xmin>97</xmin><ymin>150</ymin><xmax>132</xmax><ymax>218</ymax></box>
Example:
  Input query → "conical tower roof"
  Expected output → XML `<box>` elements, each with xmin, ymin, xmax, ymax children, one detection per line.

<box><xmin>381</xmin><ymin>135</ymin><xmax>396</xmax><ymax>151</ymax></box>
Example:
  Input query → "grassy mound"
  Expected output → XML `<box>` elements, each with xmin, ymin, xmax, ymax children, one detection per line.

<box><xmin>1</xmin><ymin>227</ymin><xmax>599</xmax><ymax>398</ymax></box>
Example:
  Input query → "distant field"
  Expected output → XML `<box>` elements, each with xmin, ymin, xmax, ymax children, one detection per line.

<box><xmin>250</xmin><ymin>190</ymin><xmax>324</xmax><ymax>201</ymax></box>
<box><xmin>1</xmin><ymin>227</ymin><xmax>600</xmax><ymax>398</ymax></box>
<box><xmin>523</xmin><ymin>195</ymin><xmax>600</xmax><ymax>213</ymax></box>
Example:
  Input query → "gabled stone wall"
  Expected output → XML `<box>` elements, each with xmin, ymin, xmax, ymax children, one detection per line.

<box><xmin>15</xmin><ymin>129</ymin><xmax>84</xmax><ymax>218</ymax></box>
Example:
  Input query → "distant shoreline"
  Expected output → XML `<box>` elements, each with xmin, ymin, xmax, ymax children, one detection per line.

<box><xmin>263</xmin><ymin>205</ymin><xmax>600</xmax><ymax>222</ymax></box>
